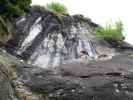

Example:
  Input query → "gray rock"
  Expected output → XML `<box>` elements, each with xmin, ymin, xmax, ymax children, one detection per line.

<box><xmin>15</xmin><ymin>53</ymin><xmax>133</xmax><ymax>100</ymax></box>
<box><xmin>0</xmin><ymin>64</ymin><xmax>17</xmax><ymax>100</ymax></box>
<box><xmin>1</xmin><ymin>46</ymin><xmax>133</xmax><ymax>100</ymax></box>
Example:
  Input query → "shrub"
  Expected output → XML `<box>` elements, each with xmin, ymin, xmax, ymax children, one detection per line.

<box><xmin>0</xmin><ymin>0</ymin><xmax>31</xmax><ymax>18</ymax></box>
<box><xmin>46</xmin><ymin>2</ymin><xmax>68</xmax><ymax>15</ymax></box>
<box><xmin>0</xmin><ymin>16</ymin><xmax>12</xmax><ymax>43</ymax></box>
<box><xmin>0</xmin><ymin>0</ymin><xmax>31</xmax><ymax>43</ymax></box>
<box><xmin>96</xmin><ymin>20</ymin><xmax>125</xmax><ymax>46</ymax></box>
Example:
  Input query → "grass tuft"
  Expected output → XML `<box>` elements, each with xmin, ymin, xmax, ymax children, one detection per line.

<box><xmin>46</xmin><ymin>2</ymin><xmax>68</xmax><ymax>15</ymax></box>
<box><xmin>96</xmin><ymin>20</ymin><xmax>125</xmax><ymax>46</ymax></box>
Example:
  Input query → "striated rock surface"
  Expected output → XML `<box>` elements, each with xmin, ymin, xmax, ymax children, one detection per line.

<box><xmin>5</xmin><ymin>6</ymin><xmax>117</xmax><ymax>69</ymax></box>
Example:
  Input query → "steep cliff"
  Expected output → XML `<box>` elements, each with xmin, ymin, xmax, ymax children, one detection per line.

<box><xmin>5</xmin><ymin>6</ymin><xmax>120</xmax><ymax>68</ymax></box>
<box><xmin>1</xmin><ymin>6</ymin><xmax>133</xmax><ymax>100</ymax></box>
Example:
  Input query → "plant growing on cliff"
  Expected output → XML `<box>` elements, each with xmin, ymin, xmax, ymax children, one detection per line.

<box><xmin>46</xmin><ymin>2</ymin><xmax>68</xmax><ymax>15</ymax></box>
<box><xmin>0</xmin><ymin>0</ymin><xmax>31</xmax><ymax>43</ymax></box>
<box><xmin>96</xmin><ymin>20</ymin><xmax>125</xmax><ymax>46</ymax></box>
<box><xmin>0</xmin><ymin>0</ymin><xmax>31</xmax><ymax>18</ymax></box>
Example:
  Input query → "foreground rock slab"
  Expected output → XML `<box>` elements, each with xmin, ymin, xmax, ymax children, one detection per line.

<box><xmin>16</xmin><ymin>55</ymin><xmax>133</xmax><ymax>100</ymax></box>
<box><xmin>1</xmin><ymin>49</ymin><xmax>133</xmax><ymax>100</ymax></box>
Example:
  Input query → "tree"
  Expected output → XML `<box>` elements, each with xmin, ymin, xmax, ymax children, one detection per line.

<box><xmin>0</xmin><ymin>0</ymin><xmax>31</xmax><ymax>18</ymax></box>
<box><xmin>0</xmin><ymin>0</ymin><xmax>31</xmax><ymax>43</ymax></box>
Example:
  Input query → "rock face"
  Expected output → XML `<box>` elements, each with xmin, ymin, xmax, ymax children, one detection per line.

<box><xmin>1</xmin><ymin>6</ymin><xmax>133</xmax><ymax>100</ymax></box>
<box><xmin>5</xmin><ymin>6</ymin><xmax>117</xmax><ymax>69</ymax></box>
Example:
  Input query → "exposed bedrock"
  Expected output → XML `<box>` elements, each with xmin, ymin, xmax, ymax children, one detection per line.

<box><xmin>1</xmin><ymin>48</ymin><xmax>133</xmax><ymax>100</ymax></box>
<box><xmin>2</xmin><ymin>6</ymin><xmax>133</xmax><ymax>100</ymax></box>
<box><xmin>5</xmin><ymin>6</ymin><xmax>120</xmax><ymax>69</ymax></box>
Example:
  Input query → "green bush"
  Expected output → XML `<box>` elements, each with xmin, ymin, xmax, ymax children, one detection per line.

<box><xmin>96</xmin><ymin>21</ymin><xmax>125</xmax><ymax>46</ymax></box>
<box><xmin>0</xmin><ymin>0</ymin><xmax>31</xmax><ymax>18</ymax></box>
<box><xmin>0</xmin><ymin>0</ymin><xmax>31</xmax><ymax>43</ymax></box>
<box><xmin>46</xmin><ymin>2</ymin><xmax>68</xmax><ymax>15</ymax></box>
<box><xmin>0</xmin><ymin>16</ymin><xmax>12</xmax><ymax>43</ymax></box>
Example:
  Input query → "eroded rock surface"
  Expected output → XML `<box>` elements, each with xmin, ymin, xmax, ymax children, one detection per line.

<box><xmin>5</xmin><ymin>6</ymin><xmax>117</xmax><ymax>69</ymax></box>
<box><xmin>1</xmin><ymin>48</ymin><xmax>133</xmax><ymax>100</ymax></box>
<box><xmin>1</xmin><ymin>6</ymin><xmax>133</xmax><ymax>100</ymax></box>
<box><xmin>16</xmin><ymin>53</ymin><xmax>133</xmax><ymax>100</ymax></box>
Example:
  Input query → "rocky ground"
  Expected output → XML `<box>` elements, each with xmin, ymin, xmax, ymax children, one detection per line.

<box><xmin>0</xmin><ymin>48</ymin><xmax>133</xmax><ymax>100</ymax></box>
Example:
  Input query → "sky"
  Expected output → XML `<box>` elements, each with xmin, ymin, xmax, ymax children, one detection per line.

<box><xmin>32</xmin><ymin>0</ymin><xmax>133</xmax><ymax>44</ymax></box>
